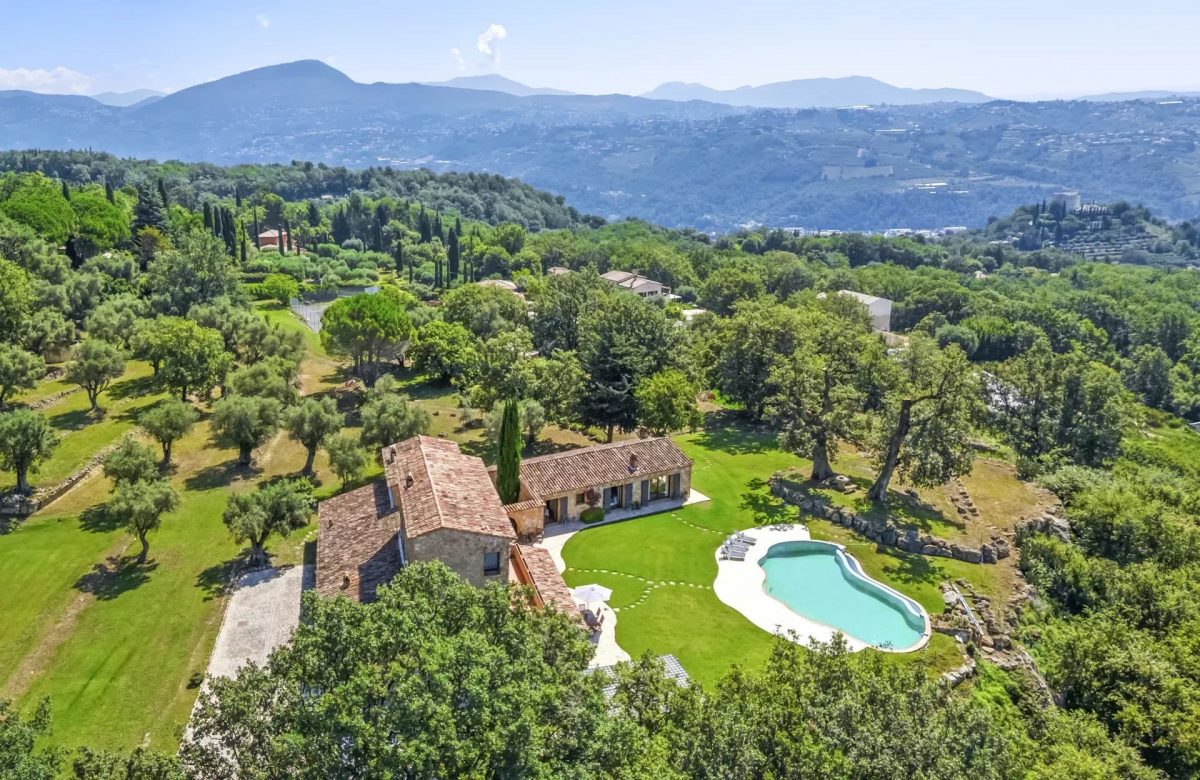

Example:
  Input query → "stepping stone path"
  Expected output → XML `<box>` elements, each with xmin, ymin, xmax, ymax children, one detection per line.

<box><xmin>569</xmin><ymin>567</ymin><xmax>712</xmax><ymax>613</ymax></box>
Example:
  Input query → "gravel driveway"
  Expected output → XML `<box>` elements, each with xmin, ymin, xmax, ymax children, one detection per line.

<box><xmin>205</xmin><ymin>564</ymin><xmax>311</xmax><ymax>679</ymax></box>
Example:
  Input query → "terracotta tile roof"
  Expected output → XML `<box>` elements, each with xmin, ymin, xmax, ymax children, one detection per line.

<box><xmin>315</xmin><ymin>481</ymin><xmax>402</xmax><ymax>603</ymax></box>
<box><xmin>514</xmin><ymin>544</ymin><xmax>580</xmax><ymax>618</ymax></box>
<box><xmin>513</xmin><ymin>437</ymin><xmax>692</xmax><ymax>499</ymax></box>
<box><xmin>383</xmin><ymin>436</ymin><xmax>516</xmax><ymax>541</ymax></box>
<box><xmin>503</xmin><ymin>498</ymin><xmax>544</xmax><ymax>513</ymax></box>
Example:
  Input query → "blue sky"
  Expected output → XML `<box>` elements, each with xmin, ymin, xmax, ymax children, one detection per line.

<box><xmin>1</xmin><ymin>0</ymin><xmax>1198</xmax><ymax>98</ymax></box>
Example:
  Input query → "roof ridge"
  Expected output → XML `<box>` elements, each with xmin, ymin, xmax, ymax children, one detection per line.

<box><xmin>519</xmin><ymin>437</ymin><xmax>671</xmax><ymax>465</ymax></box>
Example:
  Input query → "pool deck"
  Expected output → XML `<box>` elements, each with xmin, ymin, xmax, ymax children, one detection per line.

<box><xmin>712</xmin><ymin>524</ymin><xmax>931</xmax><ymax>653</ymax></box>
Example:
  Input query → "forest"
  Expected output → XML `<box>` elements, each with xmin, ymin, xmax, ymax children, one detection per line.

<box><xmin>1</xmin><ymin>159</ymin><xmax>1199</xmax><ymax>778</ymax></box>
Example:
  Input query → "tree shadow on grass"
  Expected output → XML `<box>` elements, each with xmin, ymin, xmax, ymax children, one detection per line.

<box><xmin>49</xmin><ymin>407</ymin><xmax>95</xmax><ymax>432</ymax></box>
<box><xmin>195</xmin><ymin>556</ymin><xmax>241</xmax><ymax>602</ymax></box>
<box><xmin>79</xmin><ymin>503</ymin><xmax>123</xmax><ymax>534</ymax></box>
<box><xmin>740</xmin><ymin>477</ymin><xmax>795</xmax><ymax>526</ymax></box>
<box><xmin>74</xmin><ymin>555</ymin><xmax>157</xmax><ymax>600</ymax></box>
<box><xmin>184</xmin><ymin>461</ymin><xmax>261</xmax><ymax>492</ymax></box>
<box><xmin>875</xmin><ymin>547</ymin><xmax>945</xmax><ymax>590</ymax></box>
<box><xmin>107</xmin><ymin>375</ymin><xmax>158</xmax><ymax>401</ymax></box>
<box><xmin>693</xmin><ymin>411</ymin><xmax>776</xmax><ymax>455</ymax></box>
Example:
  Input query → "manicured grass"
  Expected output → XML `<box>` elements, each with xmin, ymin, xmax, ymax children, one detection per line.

<box><xmin>0</xmin><ymin>322</ymin><xmax>347</xmax><ymax>752</ymax></box>
<box><xmin>560</xmin><ymin>418</ymin><xmax>1015</xmax><ymax>685</ymax></box>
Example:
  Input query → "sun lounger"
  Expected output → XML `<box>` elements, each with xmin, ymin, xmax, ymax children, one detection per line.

<box><xmin>722</xmin><ymin>549</ymin><xmax>746</xmax><ymax>561</ymax></box>
<box><xmin>732</xmin><ymin>532</ymin><xmax>757</xmax><ymax>545</ymax></box>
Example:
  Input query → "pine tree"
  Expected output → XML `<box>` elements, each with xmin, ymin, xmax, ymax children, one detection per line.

<box><xmin>496</xmin><ymin>399</ymin><xmax>522</xmax><ymax>504</ymax></box>
<box><xmin>133</xmin><ymin>182</ymin><xmax>166</xmax><ymax>234</ymax></box>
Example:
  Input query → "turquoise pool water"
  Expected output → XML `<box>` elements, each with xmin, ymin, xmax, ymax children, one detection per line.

<box><xmin>759</xmin><ymin>540</ymin><xmax>927</xmax><ymax>650</ymax></box>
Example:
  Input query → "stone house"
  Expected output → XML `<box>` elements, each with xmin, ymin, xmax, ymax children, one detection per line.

<box><xmin>495</xmin><ymin>437</ymin><xmax>693</xmax><ymax>534</ymax></box>
<box><xmin>316</xmin><ymin>436</ymin><xmax>516</xmax><ymax>601</ymax></box>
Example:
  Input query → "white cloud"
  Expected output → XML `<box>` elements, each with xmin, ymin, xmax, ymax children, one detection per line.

<box><xmin>476</xmin><ymin>24</ymin><xmax>507</xmax><ymax>66</ymax></box>
<box><xmin>255</xmin><ymin>13</ymin><xmax>270</xmax><ymax>29</ymax></box>
<box><xmin>0</xmin><ymin>66</ymin><xmax>92</xmax><ymax>94</ymax></box>
<box><xmin>449</xmin><ymin>48</ymin><xmax>465</xmax><ymax>72</ymax></box>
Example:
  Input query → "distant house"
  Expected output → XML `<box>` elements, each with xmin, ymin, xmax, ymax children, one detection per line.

<box><xmin>477</xmin><ymin>278</ymin><xmax>519</xmax><ymax>292</ymax></box>
<box><xmin>547</xmin><ymin>266</ymin><xmax>571</xmax><ymax>276</ymax></box>
<box><xmin>257</xmin><ymin>228</ymin><xmax>289</xmax><ymax>249</ymax></box>
<box><xmin>828</xmin><ymin>289</ymin><xmax>894</xmax><ymax>332</ymax></box>
<box><xmin>600</xmin><ymin>270</ymin><xmax>672</xmax><ymax>299</ymax></box>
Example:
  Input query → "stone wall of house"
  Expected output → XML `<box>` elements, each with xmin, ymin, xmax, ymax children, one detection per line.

<box><xmin>408</xmin><ymin>529</ymin><xmax>511</xmax><ymax>588</ymax></box>
<box><xmin>505</xmin><ymin>503</ymin><xmax>544</xmax><ymax>538</ymax></box>
<box><xmin>769</xmin><ymin>472</ymin><xmax>1009</xmax><ymax>565</ymax></box>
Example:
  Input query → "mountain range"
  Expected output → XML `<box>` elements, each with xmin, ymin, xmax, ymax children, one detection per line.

<box><xmin>422</xmin><ymin>74</ymin><xmax>575</xmax><ymax>97</ymax></box>
<box><xmin>90</xmin><ymin>88</ymin><xmax>167</xmax><ymax>107</ymax></box>
<box><xmin>641</xmin><ymin>76</ymin><xmax>992</xmax><ymax>107</ymax></box>
<box><xmin>4</xmin><ymin>60</ymin><xmax>1200</xmax><ymax>231</ymax></box>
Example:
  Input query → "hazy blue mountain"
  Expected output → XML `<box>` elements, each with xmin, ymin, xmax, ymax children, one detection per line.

<box><xmin>1079</xmin><ymin>89</ymin><xmax>1200</xmax><ymax>102</ymax></box>
<box><xmin>423</xmin><ymin>74</ymin><xmax>574</xmax><ymax>96</ymax></box>
<box><xmin>643</xmin><ymin>76</ymin><xmax>992</xmax><ymax>107</ymax></box>
<box><xmin>91</xmin><ymin>89</ymin><xmax>166</xmax><ymax>107</ymax></box>
<box><xmin>3</xmin><ymin>60</ymin><xmax>1200</xmax><ymax>232</ymax></box>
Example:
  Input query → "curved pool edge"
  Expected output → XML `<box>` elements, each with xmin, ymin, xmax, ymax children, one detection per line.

<box><xmin>712</xmin><ymin>526</ymin><xmax>932</xmax><ymax>654</ymax></box>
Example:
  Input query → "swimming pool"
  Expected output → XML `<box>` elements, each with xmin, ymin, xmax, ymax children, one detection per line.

<box><xmin>759</xmin><ymin>540</ymin><xmax>929</xmax><ymax>651</ymax></box>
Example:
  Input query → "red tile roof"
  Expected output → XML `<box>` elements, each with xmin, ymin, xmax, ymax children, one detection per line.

<box><xmin>514</xmin><ymin>544</ymin><xmax>579</xmax><ymax>618</ymax></box>
<box><xmin>382</xmin><ymin>436</ymin><xmax>516</xmax><ymax>541</ymax></box>
<box><xmin>513</xmin><ymin>437</ymin><xmax>691</xmax><ymax>499</ymax></box>
<box><xmin>315</xmin><ymin>481</ymin><xmax>402</xmax><ymax>603</ymax></box>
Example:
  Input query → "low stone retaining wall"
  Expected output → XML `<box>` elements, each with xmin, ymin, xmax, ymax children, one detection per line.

<box><xmin>769</xmin><ymin>473</ymin><xmax>1009</xmax><ymax>565</ymax></box>
<box><xmin>0</xmin><ymin>436</ymin><xmax>128</xmax><ymax>519</ymax></box>
<box><xmin>27</xmin><ymin>386</ymin><xmax>80</xmax><ymax>411</ymax></box>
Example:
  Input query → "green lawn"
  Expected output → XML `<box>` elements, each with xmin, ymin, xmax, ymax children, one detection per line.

<box><xmin>1</xmin><ymin>362</ymin><xmax>164</xmax><ymax>492</ymax></box>
<box><xmin>0</xmin><ymin>306</ymin><xmax>342</xmax><ymax>752</ymax></box>
<box><xmin>561</xmin><ymin>419</ymin><xmax>987</xmax><ymax>685</ymax></box>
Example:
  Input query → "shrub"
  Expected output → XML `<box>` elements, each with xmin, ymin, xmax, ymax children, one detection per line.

<box><xmin>580</xmin><ymin>507</ymin><xmax>605</xmax><ymax>524</ymax></box>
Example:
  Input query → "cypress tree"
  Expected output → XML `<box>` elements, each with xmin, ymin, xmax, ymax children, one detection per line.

<box><xmin>253</xmin><ymin>210</ymin><xmax>261</xmax><ymax>248</ymax></box>
<box><xmin>496</xmin><ymin>399</ymin><xmax>522</xmax><ymax>504</ymax></box>
<box><xmin>240</xmin><ymin>236</ymin><xmax>248</xmax><ymax>264</ymax></box>
<box><xmin>157</xmin><ymin>177</ymin><xmax>169</xmax><ymax>208</ymax></box>
<box><xmin>280</xmin><ymin>219</ymin><xmax>288</xmax><ymax>255</ymax></box>
<box><xmin>448</xmin><ymin>229</ymin><xmax>460</xmax><ymax>283</ymax></box>
<box><xmin>104</xmin><ymin>181</ymin><xmax>115</xmax><ymax>204</ymax></box>
<box><xmin>222</xmin><ymin>207</ymin><xmax>237</xmax><ymax>255</ymax></box>
<box><xmin>61</xmin><ymin>180</ymin><xmax>71</xmax><ymax>201</ymax></box>
<box><xmin>203</xmin><ymin>202</ymin><xmax>213</xmax><ymax>231</ymax></box>
<box><xmin>234</xmin><ymin>185</ymin><xmax>242</xmax><ymax>209</ymax></box>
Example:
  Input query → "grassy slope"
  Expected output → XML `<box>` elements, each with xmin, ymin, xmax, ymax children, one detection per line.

<box><xmin>0</xmin><ymin>363</ymin><xmax>163</xmax><ymax>491</ymax></box>
<box><xmin>0</xmin><ymin>305</ymin><xmax>338</xmax><ymax>751</ymax></box>
<box><xmin>561</xmin><ymin>420</ymin><xmax>1007</xmax><ymax>685</ymax></box>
